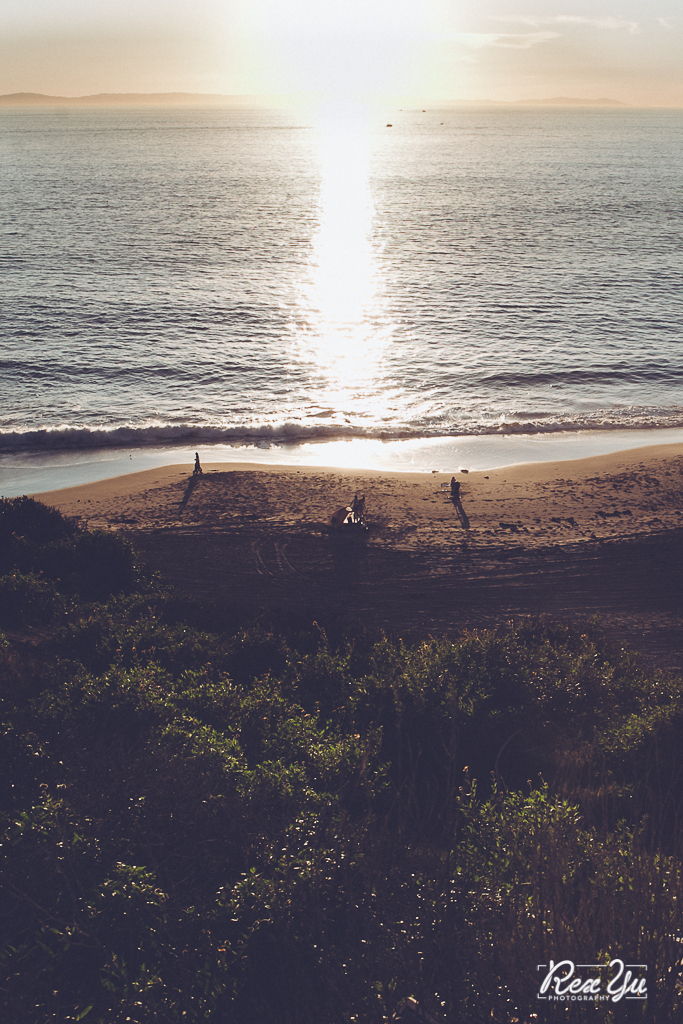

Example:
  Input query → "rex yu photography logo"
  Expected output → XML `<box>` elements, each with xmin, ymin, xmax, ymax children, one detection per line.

<box><xmin>538</xmin><ymin>959</ymin><xmax>647</xmax><ymax>1003</ymax></box>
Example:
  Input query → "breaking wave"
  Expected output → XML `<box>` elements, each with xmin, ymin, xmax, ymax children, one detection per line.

<box><xmin>4</xmin><ymin>407</ymin><xmax>683</xmax><ymax>455</ymax></box>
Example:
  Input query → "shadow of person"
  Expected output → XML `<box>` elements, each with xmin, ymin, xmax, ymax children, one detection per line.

<box><xmin>179</xmin><ymin>474</ymin><xmax>200</xmax><ymax>511</ymax></box>
<box><xmin>452</xmin><ymin>496</ymin><xmax>470</xmax><ymax>529</ymax></box>
<box><xmin>328</xmin><ymin>525</ymin><xmax>369</xmax><ymax>579</ymax></box>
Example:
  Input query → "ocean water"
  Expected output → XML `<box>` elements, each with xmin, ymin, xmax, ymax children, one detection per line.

<box><xmin>2</xmin><ymin>102</ymin><xmax>683</xmax><ymax>492</ymax></box>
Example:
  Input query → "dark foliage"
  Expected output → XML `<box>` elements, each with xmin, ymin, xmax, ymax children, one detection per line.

<box><xmin>0</xmin><ymin>573</ymin><xmax>66</xmax><ymax>627</ymax></box>
<box><xmin>0</xmin><ymin>497</ymin><xmax>139</xmax><ymax>606</ymax></box>
<box><xmin>0</xmin><ymin>496</ymin><xmax>75</xmax><ymax>550</ymax></box>
<box><xmin>0</xmin><ymin>500</ymin><xmax>682</xmax><ymax>1022</ymax></box>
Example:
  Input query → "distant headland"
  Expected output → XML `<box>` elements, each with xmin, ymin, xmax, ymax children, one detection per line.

<box><xmin>0</xmin><ymin>92</ymin><xmax>634</xmax><ymax>109</ymax></box>
<box><xmin>0</xmin><ymin>92</ymin><xmax>275</xmax><ymax>107</ymax></box>
<box><xmin>513</xmin><ymin>96</ymin><xmax>626</xmax><ymax>106</ymax></box>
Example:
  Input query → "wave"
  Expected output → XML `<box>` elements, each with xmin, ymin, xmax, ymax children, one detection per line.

<box><xmin>4</xmin><ymin>409</ymin><xmax>683</xmax><ymax>455</ymax></box>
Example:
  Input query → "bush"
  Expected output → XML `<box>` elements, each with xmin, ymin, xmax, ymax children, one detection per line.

<box><xmin>39</xmin><ymin>529</ymin><xmax>139</xmax><ymax>600</ymax></box>
<box><xmin>0</xmin><ymin>573</ymin><xmax>66</xmax><ymax>628</ymax></box>
<box><xmin>1</xmin><ymin>496</ymin><xmax>682</xmax><ymax>1023</ymax></box>
<box><xmin>0</xmin><ymin>497</ymin><xmax>140</xmax><ymax>601</ymax></box>
<box><xmin>0</xmin><ymin>496</ymin><xmax>74</xmax><ymax>551</ymax></box>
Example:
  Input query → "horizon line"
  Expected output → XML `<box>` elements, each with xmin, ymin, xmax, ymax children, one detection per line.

<box><xmin>0</xmin><ymin>91</ymin><xmax>681</xmax><ymax>109</ymax></box>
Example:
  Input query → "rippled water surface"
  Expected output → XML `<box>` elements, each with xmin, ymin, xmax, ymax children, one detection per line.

<box><xmin>2</xmin><ymin>103</ymin><xmax>683</xmax><ymax>454</ymax></box>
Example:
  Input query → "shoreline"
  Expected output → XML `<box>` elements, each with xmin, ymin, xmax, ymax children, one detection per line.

<box><xmin>31</xmin><ymin>441</ymin><xmax>683</xmax><ymax>540</ymax></box>
<box><xmin>5</xmin><ymin>425</ymin><xmax>683</xmax><ymax>499</ymax></box>
<box><xmin>28</xmin><ymin>443</ymin><xmax>683</xmax><ymax>672</ymax></box>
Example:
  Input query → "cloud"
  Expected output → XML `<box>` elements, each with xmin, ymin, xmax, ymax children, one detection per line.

<box><xmin>493</xmin><ymin>15</ymin><xmax>639</xmax><ymax>35</ymax></box>
<box><xmin>454</xmin><ymin>31</ymin><xmax>560</xmax><ymax>51</ymax></box>
<box><xmin>555</xmin><ymin>16</ymin><xmax>639</xmax><ymax>34</ymax></box>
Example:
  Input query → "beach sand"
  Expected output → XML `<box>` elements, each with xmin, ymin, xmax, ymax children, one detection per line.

<box><xmin>33</xmin><ymin>444</ymin><xmax>683</xmax><ymax>671</ymax></box>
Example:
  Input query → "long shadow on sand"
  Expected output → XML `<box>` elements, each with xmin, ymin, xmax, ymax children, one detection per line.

<box><xmin>179</xmin><ymin>475</ymin><xmax>200</xmax><ymax>511</ymax></box>
<box><xmin>133</xmin><ymin>524</ymin><xmax>683</xmax><ymax>670</ymax></box>
<box><xmin>452</xmin><ymin>497</ymin><xmax>470</xmax><ymax>529</ymax></box>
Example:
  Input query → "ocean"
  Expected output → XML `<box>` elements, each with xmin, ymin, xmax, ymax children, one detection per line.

<box><xmin>2</xmin><ymin>102</ymin><xmax>683</xmax><ymax>495</ymax></box>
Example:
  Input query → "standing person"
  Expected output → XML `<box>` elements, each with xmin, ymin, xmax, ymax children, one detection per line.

<box><xmin>450</xmin><ymin>476</ymin><xmax>460</xmax><ymax>501</ymax></box>
<box><xmin>193</xmin><ymin>452</ymin><xmax>202</xmax><ymax>475</ymax></box>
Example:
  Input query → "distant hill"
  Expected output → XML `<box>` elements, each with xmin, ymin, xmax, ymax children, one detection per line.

<box><xmin>402</xmin><ymin>96</ymin><xmax>631</xmax><ymax>109</ymax></box>
<box><xmin>0</xmin><ymin>92</ymin><xmax>273</xmax><ymax>107</ymax></box>
<box><xmin>0</xmin><ymin>91</ymin><xmax>632</xmax><ymax>110</ymax></box>
<box><xmin>513</xmin><ymin>96</ymin><xmax>626</xmax><ymax>107</ymax></box>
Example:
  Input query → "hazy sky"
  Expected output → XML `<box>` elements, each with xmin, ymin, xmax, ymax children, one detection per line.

<box><xmin>1</xmin><ymin>0</ymin><xmax>682</xmax><ymax>104</ymax></box>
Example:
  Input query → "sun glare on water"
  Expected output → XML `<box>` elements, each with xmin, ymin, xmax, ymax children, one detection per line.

<box><xmin>292</xmin><ymin>101</ymin><xmax>394</xmax><ymax>422</ymax></box>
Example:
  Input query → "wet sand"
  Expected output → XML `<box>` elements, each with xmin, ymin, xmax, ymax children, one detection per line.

<box><xmin>33</xmin><ymin>444</ymin><xmax>683</xmax><ymax>671</ymax></box>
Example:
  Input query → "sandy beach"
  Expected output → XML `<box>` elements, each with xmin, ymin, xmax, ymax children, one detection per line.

<box><xmin>33</xmin><ymin>443</ymin><xmax>683</xmax><ymax>671</ymax></box>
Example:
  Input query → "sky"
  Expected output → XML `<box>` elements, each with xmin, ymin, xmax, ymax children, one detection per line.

<box><xmin>1</xmin><ymin>0</ymin><xmax>682</xmax><ymax>105</ymax></box>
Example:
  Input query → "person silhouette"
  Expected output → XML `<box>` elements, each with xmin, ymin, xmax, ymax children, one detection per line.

<box><xmin>193</xmin><ymin>452</ymin><xmax>202</xmax><ymax>475</ymax></box>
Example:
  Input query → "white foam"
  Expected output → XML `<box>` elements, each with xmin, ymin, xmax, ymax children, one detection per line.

<box><xmin>3</xmin><ymin>427</ymin><xmax>683</xmax><ymax>499</ymax></box>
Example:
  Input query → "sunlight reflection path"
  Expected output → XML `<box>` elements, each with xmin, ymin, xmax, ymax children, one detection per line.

<box><xmin>291</xmin><ymin>101</ymin><xmax>394</xmax><ymax>425</ymax></box>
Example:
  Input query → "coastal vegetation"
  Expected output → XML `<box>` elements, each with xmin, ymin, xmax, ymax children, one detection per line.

<box><xmin>1</xmin><ymin>497</ymin><xmax>682</xmax><ymax>1022</ymax></box>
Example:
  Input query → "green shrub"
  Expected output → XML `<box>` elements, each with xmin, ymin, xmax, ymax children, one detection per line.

<box><xmin>0</xmin><ymin>496</ymin><xmax>74</xmax><ymax>551</ymax></box>
<box><xmin>0</xmin><ymin>497</ymin><xmax>140</xmax><ymax>601</ymax></box>
<box><xmin>0</xmin><ymin>573</ymin><xmax>66</xmax><ymax>628</ymax></box>
<box><xmin>1</xmin><ymin>496</ymin><xmax>683</xmax><ymax>1024</ymax></box>
<box><xmin>38</xmin><ymin>529</ymin><xmax>139</xmax><ymax>600</ymax></box>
